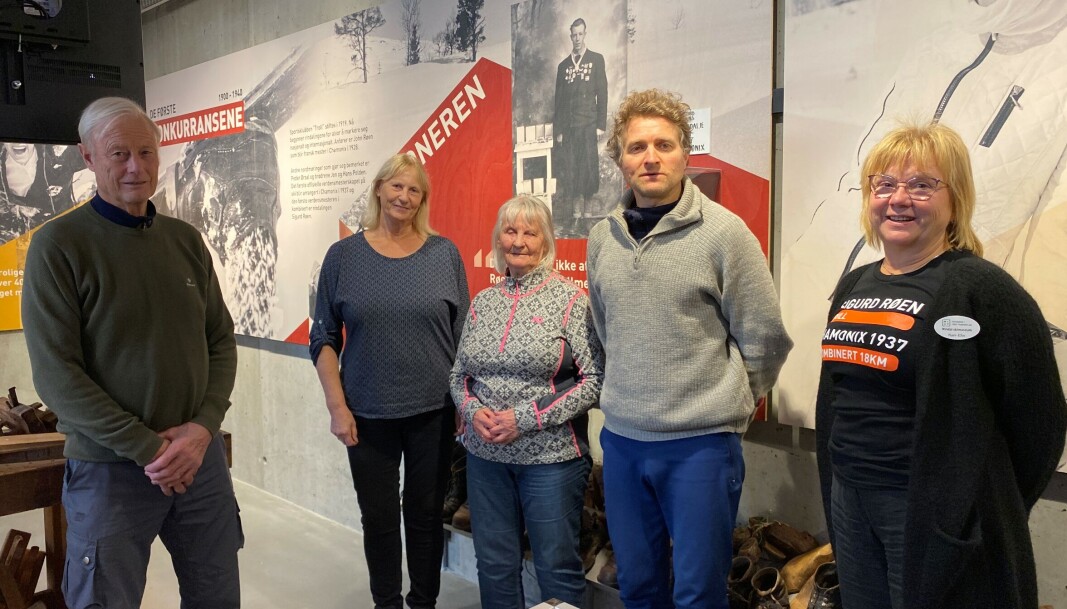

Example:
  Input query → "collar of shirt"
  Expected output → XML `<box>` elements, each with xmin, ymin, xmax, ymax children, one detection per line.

<box><xmin>504</xmin><ymin>264</ymin><xmax>552</xmax><ymax>292</ymax></box>
<box><xmin>90</xmin><ymin>194</ymin><xmax>157</xmax><ymax>229</ymax></box>
<box><xmin>623</xmin><ymin>200</ymin><xmax>679</xmax><ymax>240</ymax></box>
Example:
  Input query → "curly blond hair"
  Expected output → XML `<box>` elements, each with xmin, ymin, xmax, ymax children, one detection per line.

<box><xmin>606</xmin><ymin>89</ymin><xmax>691</xmax><ymax>165</ymax></box>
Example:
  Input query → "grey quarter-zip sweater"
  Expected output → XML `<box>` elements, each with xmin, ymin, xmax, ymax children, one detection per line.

<box><xmin>586</xmin><ymin>177</ymin><xmax>792</xmax><ymax>441</ymax></box>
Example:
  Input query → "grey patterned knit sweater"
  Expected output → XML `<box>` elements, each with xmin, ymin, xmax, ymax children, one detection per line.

<box><xmin>586</xmin><ymin>177</ymin><xmax>793</xmax><ymax>441</ymax></box>
<box><xmin>450</xmin><ymin>266</ymin><xmax>604</xmax><ymax>465</ymax></box>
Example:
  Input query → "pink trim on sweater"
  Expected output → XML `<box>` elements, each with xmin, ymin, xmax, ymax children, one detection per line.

<box><xmin>531</xmin><ymin>287</ymin><xmax>589</xmax><ymax>422</ymax></box>
<box><xmin>497</xmin><ymin>273</ymin><xmax>556</xmax><ymax>352</ymax></box>
<box><xmin>460</xmin><ymin>376</ymin><xmax>476</xmax><ymax>415</ymax></box>
<box><xmin>534</xmin><ymin>379</ymin><xmax>584</xmax><ymax>420</ymax></box>
<box><xmin>561</xmin><ymin>291</ymin><xmax>581</xmax><ymax>328</ymax></box>
<box><xmin>499</xmin><ymin>295</ymin><xmax>521</xmax><ymax>352</ymax></box>
<box><xmin>533</xmin><ymin>344</ymin><xmax>588</xmax><ymax>422</ymax></box>
<box><xmin>549</xmin><ymin>342</ymin><xmax>566</xmax><ymax>393</ymax></box>
<box><xmin>567</xmin><ymin>420</ymin><xmax>582</xmax><ymax>456</ymax></box>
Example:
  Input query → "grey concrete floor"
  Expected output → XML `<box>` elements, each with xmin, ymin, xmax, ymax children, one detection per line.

<box><xmin>0</xmin><ymin>480</ymin><xmax>481</xmax><ymax>609</ymax></box>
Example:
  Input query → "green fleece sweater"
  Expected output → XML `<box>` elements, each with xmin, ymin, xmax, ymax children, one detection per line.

<box><xmin>22</xmin><ymin>201</ymin><xmax>237</xmax><ymax>465</ymax></box>
<box><xmin>586</xmin><ymin>178</ymin><xmax>793</xmax><ymax>440</ymax></box>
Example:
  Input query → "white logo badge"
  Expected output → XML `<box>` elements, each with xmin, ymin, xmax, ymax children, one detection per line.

<box><xmin>934</xmin><ymin>315</ymin><xmax>980</xmax><ymax>340</ymax></box>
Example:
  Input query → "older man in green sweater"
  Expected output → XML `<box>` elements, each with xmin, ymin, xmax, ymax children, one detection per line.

<box><xmin>21</xmin><ymin>97</ymin><xmax>240</xmax><ymax>609</ymax></box>
<box><xmin>587</xmin><ymin>89</ymin><xmax>792</xmax><ymax>609</ymax></box>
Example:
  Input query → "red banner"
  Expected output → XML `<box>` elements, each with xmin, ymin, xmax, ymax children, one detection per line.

<box><xmin>410</xmin><ymin>59</ymin><xmax>514</xmax><ymax>298</ymax></box>
<box><xmin>157</xmin><ymin>101</ymin><xmax>246</xmax><ymax>146</ymax></box>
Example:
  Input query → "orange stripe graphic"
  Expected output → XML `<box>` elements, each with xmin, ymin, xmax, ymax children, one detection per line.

<box><xmin>831</xmin><ymin>309</ymin><xmax>914</xmax><ymax>331</ymax></box>
<box><xmin>821</xmin><ymin>346</ymin><xmax>899</xmax><ymax>371</ymax></box>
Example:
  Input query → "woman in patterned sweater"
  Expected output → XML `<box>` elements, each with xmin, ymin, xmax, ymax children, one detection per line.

<box><xmin>450</xmin><ymin>195</ymin><xmax>604</xmax><ymax>609</ymax></box>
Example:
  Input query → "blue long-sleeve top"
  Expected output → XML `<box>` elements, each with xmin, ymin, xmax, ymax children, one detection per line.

<box><xmin>310</xmin><ymin>233</ymin><xmax>469</xmax><ymax>418</ymax></box>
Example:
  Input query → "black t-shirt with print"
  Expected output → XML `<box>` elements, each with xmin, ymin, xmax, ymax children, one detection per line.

<box><xmin>823</xmin><ymin>254</ymin><xmax>949</xmax><ymax>489</ymax></box>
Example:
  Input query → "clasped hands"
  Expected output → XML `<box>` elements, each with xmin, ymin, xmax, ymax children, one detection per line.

<box><xmin>144</xmin><ymin>421</ymin><xmax>212</xmax><ymax>496</ymax></box>
<box><xmin>472</xmin><ymin>408</ymin><xmax>520</xmax><ymax>444</ymax></box>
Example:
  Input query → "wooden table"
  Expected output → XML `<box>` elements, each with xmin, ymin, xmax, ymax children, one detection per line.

<box><xmin>0</xmin><ymin>434</ymin><xmax>66</xmax><ymax>608</ymax></box>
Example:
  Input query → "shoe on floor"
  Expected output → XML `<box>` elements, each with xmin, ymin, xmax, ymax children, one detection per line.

<box><xmin>441</xmin><ymin>443</ymin><xmax>467</xmax><ymax>523</ymax></box>
<box><xmin>450</xmin><ymin>503</ymin><xmax>471</xmax><ymax>532</ymax></box>
<box><xmin>750</xmin><ymin>566</ymin><xmax>788</xmax><ymax>609</ymax></box>
<box><xmin>727</xmin><ymin>555</ymin><xmax>757</xmax><ymax>609</ymax></box>
<box><xmin>596</xmin><ymin>548</ymin><xmax>618</xmax><ymax>588</ymax></box>
<box><xmin>803</xmin><ymin>562</ymin><xmax>841</xmax><ymax>609</ymax></box>
<box><xmin>782</xmin><ymin>543</ymin><xmax>834</xmax><ymax>593</ymax></box>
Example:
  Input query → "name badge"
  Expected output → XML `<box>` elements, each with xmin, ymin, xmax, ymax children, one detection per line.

<box><xmin>934</xmin><ymin>315</ymin><xmax>980</xmax><ymax>340</ymax></box>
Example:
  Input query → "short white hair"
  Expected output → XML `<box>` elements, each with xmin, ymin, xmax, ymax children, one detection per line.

<box><xmin>490</xmin><ymin>195</ymin><xmax>556</xmax><ymax>275</ymax></box>
<box><xmin>78</xmin><ymin>97</ymin><xmax>161</xmax><ymax>147</ymax></box>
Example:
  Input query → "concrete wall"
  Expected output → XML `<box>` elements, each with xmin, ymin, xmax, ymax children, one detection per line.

<box><xmin>0</xmin><ymin>0</ymin><xmax>1062</xmax><ymax>605</ymax></box>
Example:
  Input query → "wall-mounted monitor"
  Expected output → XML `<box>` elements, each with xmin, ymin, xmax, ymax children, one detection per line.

<box><xmin>0</xmin><ymin>1</ymin><xmax>144</xmax><ymax>144</ymax></box>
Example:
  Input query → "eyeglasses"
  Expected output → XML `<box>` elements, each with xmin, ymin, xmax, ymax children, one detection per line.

<box><xmin>867</xmin><ymin>175</ymin><xmax>947</xmax><ymax>201</ymax></box>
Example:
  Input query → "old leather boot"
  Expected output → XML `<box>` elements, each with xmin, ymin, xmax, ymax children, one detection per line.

<box><xmin>441</xmin><ymin>442</ymin><xmax>467</xmax><ymax>523</ymax></box>
<box><xmin>450</xmin><ymin>503</ymin><xmax>471</xmax><ymax>532</ymax></box>
<box><xmin>727</xmin><ymin>555</ymin><xmax>757</xmax><ymax>609</ymax></box>
<box><xmin>579</xmin><ymin>509</ymin><xmax>607</xmax><ymax>572</ymax></box>
<box><xmin>585</xmin><ymin>463</ymin><xmax>605</xmax><ymax>512</ymax></box>
<box><xmin>596</xmin><ymin>545</ymin><xmax>618</xmax><ymax>588</ymax></box>
<box><xmin>750</xmin><ymin>566</ymin><xmax>788</xmax><ymax>609</ymax></box>
<box><xmin>738</xmin><ymin>536</ymin><xmax>762</xmax><ymax>563</ymax></box>
<box><xmin>733</xmin><ymin>525</ymin><xmax>753</xmax><ymax>553</ymax></box>
<box><xmin>782</xmin><ymin>543</ymin><xmax>834</xmax><ymax>593</ymax></box>
<box><xmin>762</xmin><ymin>522</ymin><xmax>818</xmax><ymax>559</ymax></box>
<box><xmin>803</xmin><ymin>562</ymin><xmax>841</xmax><ymax>609</ymax></box>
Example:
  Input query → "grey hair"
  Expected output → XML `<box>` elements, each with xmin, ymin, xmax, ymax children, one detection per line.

<box><xmin>491</xmin><ymin>195</ymin><xmax>556</xmax><ymax>275</ymax></box>
<box><xmin>78</xmin><ymin>97</ymin><xmax>161</xmax><ymax>147</ymax></box>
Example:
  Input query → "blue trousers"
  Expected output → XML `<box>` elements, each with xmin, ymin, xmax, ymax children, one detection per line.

<box><xmin>830</xmin><ymin>476</ymin><xmax>907</xmax><ymax>609</ymax></box>
<box><xmin>466</xmin><ymin>452</ymin><xmax>590</xmax><ymax>609</ymax></box>
<box><xmin>601</xmin><ymin>429</ymin><xmax>744</xmax><ymax>609</ymax></box>
<box><xmin>61</xmin><ymin>433</ymin><xmax>242</xmax><ymax>609</ymax></box>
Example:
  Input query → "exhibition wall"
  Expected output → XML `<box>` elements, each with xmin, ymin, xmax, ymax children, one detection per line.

<box><xmin>0</xmin><ymin>0</ymin><xmax>1064</xmax><ymax>604</ymax></box>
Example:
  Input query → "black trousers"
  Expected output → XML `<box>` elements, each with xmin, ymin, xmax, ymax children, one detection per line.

<box><xmin>347</xmin><ymin>407</ymin><xmax>455</xmax><ymax>609</ymax></box>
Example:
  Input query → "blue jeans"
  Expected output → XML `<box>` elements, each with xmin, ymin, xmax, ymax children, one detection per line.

<box><xmin>601</xmin><ymin>429</ymin><xmax>744</xmax><ymax>609</ymax></box>
<box><xmin>830</xmin><ymin>476</ymin><xmax>907</xmax><ymax>609</ymax></box>
<box><xmin>466</xmin><ymin>453</ymin><xmax>591</xmax><ymax>609</ymax></box>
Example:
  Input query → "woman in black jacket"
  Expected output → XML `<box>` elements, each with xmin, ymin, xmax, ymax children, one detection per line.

<box><xmin>816</xmin><ymin>121</ymin><xmax>1066</xmax><ymax>609</ymax></box>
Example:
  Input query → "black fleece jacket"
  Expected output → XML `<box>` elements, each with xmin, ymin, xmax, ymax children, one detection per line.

<box><xmin>816</xmin><ymin>250</ymin><xmax>1066</xmax><ymax>609</ymax></box>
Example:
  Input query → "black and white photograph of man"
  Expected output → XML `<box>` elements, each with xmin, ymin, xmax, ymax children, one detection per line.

<box><xmin>552</xmin><ymin>17</ymin><xmax>608</xmax><ymax>236</ymax></box>
<box><xmin>511</xmin><ymin>0</ymin><xmax>627</xmax><ymax>239</ymax></box>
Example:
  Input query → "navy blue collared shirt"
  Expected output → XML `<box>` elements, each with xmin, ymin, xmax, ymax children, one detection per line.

<box><xmin>89</xmin><ymin>194</ymin><xmax>157</xmax><ymax>229</ymax></box>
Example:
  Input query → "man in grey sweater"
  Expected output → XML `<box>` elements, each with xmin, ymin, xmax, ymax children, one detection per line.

<box><xmin>586</xmin><ymin>89</ymin><xmax>792</xmax><ymax>609</ymax></box>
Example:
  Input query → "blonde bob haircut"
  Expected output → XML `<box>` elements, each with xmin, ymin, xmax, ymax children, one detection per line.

<box><xmin>491</xmin><ymin>195</ymin><xmax>556</xmax><ymax>275</ymax></box>
<box><xmin>860</xmin><ymin>121</ymin><xmax>983</xmax><ymax>256</ymax></box>
<box><xmin>606</xmin><ymin>89</ymin><xmax>692</xmax><ymax>166</ymax></box>
<box><xmin>362</xmin><ymin>153</ymin><xmax>437</xmax><ymax>236</ymax></box>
